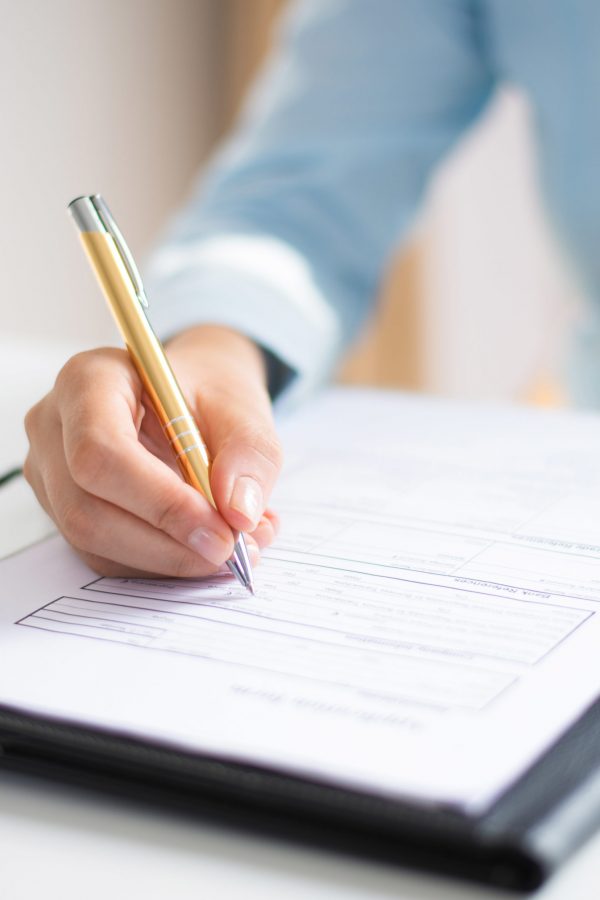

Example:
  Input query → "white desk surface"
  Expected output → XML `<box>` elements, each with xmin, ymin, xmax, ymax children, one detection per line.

<box><xmin>2</xmin><ymin>340</ymin><xmax>600</xmax><ymax>899</ymax></box>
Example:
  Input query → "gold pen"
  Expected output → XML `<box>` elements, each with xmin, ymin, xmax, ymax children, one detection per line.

<box><xmin>68</xmin><ymin>194</ymin><xmax>255</xmax><ymax>594</ymax></box>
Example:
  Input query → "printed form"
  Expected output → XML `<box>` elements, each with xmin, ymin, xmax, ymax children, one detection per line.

<box><xmin>2</xmin><ymin>388</ymin><xmax>600</xmax><ymax>812</ymax></box>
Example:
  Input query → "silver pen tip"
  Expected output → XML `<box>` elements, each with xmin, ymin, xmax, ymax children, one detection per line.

<box><xmin>226</xmin><ymin>548</ymin><xmax>255</xmax><ymax>595</ymax></box>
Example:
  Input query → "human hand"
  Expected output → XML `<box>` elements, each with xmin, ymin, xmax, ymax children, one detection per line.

<box><xmin>24</xmin><ymin>325</ymin><xmax>282</xmax><ymax>577</ymax></box>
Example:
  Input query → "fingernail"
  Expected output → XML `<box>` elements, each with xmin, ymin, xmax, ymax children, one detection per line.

<box><xmin>187</xmin><ymin>528</ymin><xmax>229</xmax><ymax>566</ymax></box>
<box><xmin>262</xmin><ymin>514</ymin><xmax>279</xmax><ymax>536</ymax></box>
<box><xmin>230</xmin><ymin>476</ymin><xmax>263</xmax><ymax>528</ymax></box>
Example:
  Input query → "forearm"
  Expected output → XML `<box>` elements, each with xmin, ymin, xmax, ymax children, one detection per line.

<box><xmin>146</xmin><ymin>0</ymin><xmax>495</xmax><ymax>401</ymax></box>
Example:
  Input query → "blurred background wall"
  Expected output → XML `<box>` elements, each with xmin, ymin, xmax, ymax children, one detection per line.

<box><xmin>1</xmin><ymin>0</ymin><xmax>217</xmax><ymax>349</ymax></box>
<box><xmin>0</xmin><ymin>0</ymin><xmax>582</xmax><ymax>405</ymax></box>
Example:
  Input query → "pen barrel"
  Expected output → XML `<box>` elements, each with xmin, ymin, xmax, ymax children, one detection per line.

<box><xmin>79</xmin><ymin>231</ymin><xmax>215</xmax><ymax>505</ymax></box>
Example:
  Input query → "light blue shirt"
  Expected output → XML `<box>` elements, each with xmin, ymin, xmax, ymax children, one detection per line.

<box><xmin>146</xmin><ymin>0</ymin><xmax>600</xmax><ymax>406</ymax></box>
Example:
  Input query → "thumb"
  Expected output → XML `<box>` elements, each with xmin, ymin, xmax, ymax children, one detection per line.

<box><xmin>208</xmin><ymin>399</ymin><xmax>283</xmax><ymax>532</ymax></box>
<box><xmin>168</xmin><ymin>326</ymin><xmax>284</xmax><ymax>533</ymax></box>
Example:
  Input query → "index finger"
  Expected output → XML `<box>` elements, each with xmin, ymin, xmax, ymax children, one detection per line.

<box><xmin>56</xmin><ymin>352</ymin><xmax>234</xmax><ymax>566</ymax></box>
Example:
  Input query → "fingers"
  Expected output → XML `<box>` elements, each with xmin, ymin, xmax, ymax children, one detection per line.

<box><xmin>77</xmin><ymin>529</ymin><xmax>262</xmax><ymax>579</ymax></box>
<box><xmin>55</xmin><ymin>350</ymin><xmax>234</xmax><ymax>565</ymax></box>
<box><xmin>24</xmin><ymin>349</ymin><xmax>234</xmax><ymax>576</ymax></box>
<box><xmin>168</xmin><ymin>327</ymin><xmax>284</xmax><ymax>535</ymax></box>
<box><xmin>29</xmin><ymin>407</ymin><xmax>236</xmax><ymax>577</ymax></box>
<box><xmin>24</xmin><ymin>334</ymin><xmax>283</xmax><ymax>579</ymax></box>
<box><xmin>209</xmin><ymin>411</ymin><xmax>284</xmax><ymax>533</ymax></box>
<box><xmin>248</xmin><ymin>509</ymin><xmax>280</xmax><ymax>550</ymax></box>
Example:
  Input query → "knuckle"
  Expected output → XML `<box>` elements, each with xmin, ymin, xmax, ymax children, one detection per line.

<box><xmin>154</xmin><ymin>491</ymin><xmax>191</xmax><ymax>536</ymax></box>
<box><xmin>60</xmin><ymin>501</ymin><xmax>94</xmax><ymax>549</ymax></box>
<box><xmin>24</xmin><ymin>403</ymin><xmax>41</xmax><ymax>441</ymax></box>
<box><xmin>22</xmin><ymin>453</ymin><xmax>34</xmax><ymax>486</ymax></box>
<box><xmin>252</xmin><ymin>432</ymin><xmax>284</xmax><ymax>473</ymax></box>
<box><xmin>68</xmin><ymin>430</ymin><xmax>114</xmax><ymax>490</ymax></box>
<box><xmin>232</xmin><ymin>425</ymin><xmax>283</xmax><ymax>474</ymax></box>
<box><xmin>55</xmin><ymin>351</ymin><xmax>95</xmax><ymax>390</ymax></box>
<box><xmin>56</xmin><ymin>348</ymin><xmax>128</xmax><ymax>394</ymax></box>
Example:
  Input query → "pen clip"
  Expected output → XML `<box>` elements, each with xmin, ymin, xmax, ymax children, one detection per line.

<box><xmin>91</xmin><ymin>195</ymin><xmax>149</xmax><ymax>308</ymax></box>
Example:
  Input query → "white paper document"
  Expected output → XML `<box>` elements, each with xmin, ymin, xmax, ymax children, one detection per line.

<box><xmin>3</xmin><ymin>388</ymin><xmax>600</xmax><ymax>812</ymax></box>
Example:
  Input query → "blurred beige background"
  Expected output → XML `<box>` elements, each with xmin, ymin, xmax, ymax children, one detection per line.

<box><xmin>0</xmin><ymin>0</ymin><xmax>582</xmax><ymax>405</ymax></box>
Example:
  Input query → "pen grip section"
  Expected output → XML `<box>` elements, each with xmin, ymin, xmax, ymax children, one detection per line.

<box><xmin>163</xmin><ymin>415</ymin><xmax>214</xmax><ymax>502</ymax></box>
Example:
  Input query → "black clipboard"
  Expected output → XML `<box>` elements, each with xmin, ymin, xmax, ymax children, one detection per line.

<box><xmin>2</xmin><ymin>691</ymin><xmax>600</xmax><ymax>892</ymax></box>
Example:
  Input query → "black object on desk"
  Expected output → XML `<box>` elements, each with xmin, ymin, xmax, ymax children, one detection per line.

<box><xmin>0</xmin><ymin>467</ymin><xmax>23</xmax><ymax>488</ymax></box>
<box><xmin>1</xmin><ymin>695</ymin><xmax>600</xmax><ymax>892</ymax></box>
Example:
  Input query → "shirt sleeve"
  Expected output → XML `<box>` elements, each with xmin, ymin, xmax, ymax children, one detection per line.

<box><xmin>145</xmin><ymin>0</ymin><xmax>495</xmax><ymax>403</ymax></box>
